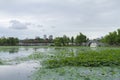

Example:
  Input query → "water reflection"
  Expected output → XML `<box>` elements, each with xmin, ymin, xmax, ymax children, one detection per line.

<box><xmin>0</xmin><ymin>47</ymin><xmax>37</xmax><ymax>60</ymax></box>
<box><xmin>0</xmin><ymin>61</ymin><xmax>39</xmax><ymax>80</ymax></box>
<box><xmin>0</xmin><ymin>48</ymin><xmax>19</xmax><ymax>54</ymax></box>
<box><xmin>0</xmin><ymin>47</ymin><xmax>54</xmax><ymax>60</ymax></box>
<box><xmin>0</xmin><ymin>48</ymin><xmax>33</xmax><ymax>60</ymax></box>
<box><xmin>9</xmin><ymin>48</ymin><xmax>19</xmax><ymax>54</ymax></box>
<box><xmin>0</xmin><ymin>47</ymin><xmax>41</xmax><ymax>80</ymax></box>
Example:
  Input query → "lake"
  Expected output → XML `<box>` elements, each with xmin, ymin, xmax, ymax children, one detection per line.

<box><xmin>0</xmin><ymin>46</ymin><xmax>44</xmax><ymax>80</ymax></box>
<box><xmin>0</xmin><ymin>46</ymin><xmax>120</xmax><ymax>80</ymax></box>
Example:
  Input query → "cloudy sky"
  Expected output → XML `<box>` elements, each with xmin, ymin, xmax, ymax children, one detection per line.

<box><xmin>0</xmin><ymin>0</ymin><xmax>120</xmax><ymax>39</ymax></box>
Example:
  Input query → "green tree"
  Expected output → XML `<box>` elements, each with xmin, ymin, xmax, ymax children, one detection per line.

<box><xmin>54</xmin><ymin>35</ymin><xmax>70</xmax><ymax>46</ymax></box>
<box><xmin>62</xmin><ymin>35</ymin><xmax>70</xmax><ymax>46</ymax></box>
<box><xmin>54</xmin><ymin>37</ymin><xmax>63</xmax><ymax>46</ymax></box>
<box><xmin>75</xmin><ymin>33</ymin><xmax>88</xmax><ymax>45</ymax></box>
<box><xmin>0</xmin><ymin>37</ymin><xmax>19</xmax><ymax>46</ymax></box>
<box><xmin>71</xmin><ymin>36</ymin><xmax>74</xmax><ymax>45</ymax></box>
<box><xmin>116</xmin><ymin>29</ymin><xmax>120</xmax><ymax>45</ymax></box>
<box><xmin>101</xmin><ymin>30</ymin><xmax>117</xmax><ymax>45</ymax></box>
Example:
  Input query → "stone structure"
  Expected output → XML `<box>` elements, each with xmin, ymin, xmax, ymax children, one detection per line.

<box><xmin>86</xmin><ymin>40</ymin><xmax>104</xmax><ymax>47</ymax></box>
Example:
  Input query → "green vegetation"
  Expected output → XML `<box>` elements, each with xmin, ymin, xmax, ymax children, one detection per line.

<box><xmin>1</xmin><ymin>28</ymin><xmax>120</xmax><ymax>47</ymax></box>
<box><xmin>0</xmin><ymin>61</ymin><xmax>2</xmax><ymax>64</ymax></box>
<box><xmin>0</xmin><ymin>37</ymin><xmax>19</xmax><ymax>46</ymax></box>
<box><xmin>54</xmin><ymin>35</ymin><xmax>70</xmax><ymax>46</ymax></box>
<box><xmin>70</xmin><ymin>36</ymin><xmax>74</xmax><ymax>46</ymax></box>
<box><xmin>53</xmin><ymin>28</ymin><xmax>120</xmax><ymax>46</ymax></box>
<box><xmin>54</xmin><ymin>33</ymin><xmax>88</xmax><ymax>46</ymax></box>
<box><xmin>33</xmin><ymin>66</ymin><xmax>120</xmax><ymax>80</ymax></box>
<box><xmin>101</xmin><ymin>29</ymin><xmax>120</xmax><ymax>46</ymax></box>
<box><xmin>31</xmin><ymin>47</ymin><xmax>120</xmax><ymax>80</ymax></box>
<box><xmin>0</xmin><ymin>46</ymin><xmax>119</xmax><ymax>80</ymax></box>
<box><xmin>0</xmin><ymin>59</ymin><xmax>3</xmax><ymax>65</ymax></box>
<box><xmin>40</xmin><ymin>47</ymin><xmax>120</xmax><ymax>68</ymax></box>
<box><xmin>75</xmin><ymin>33</ymin><xmax>88</xmax><ymax>45</ymax></box>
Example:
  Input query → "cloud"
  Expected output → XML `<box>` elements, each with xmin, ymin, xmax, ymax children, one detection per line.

<box><xmin>8</xmin><ymin>20</ymin><xmax>44</xmax><ymax>31</ymax></box>
<box><xmin>37</xmin><ymin>25</ymin><xmax>43</xmax><ymax>28</ymax></box>
<box><xmin>51</xmin><ymin>26</ymin><xmax>56</xmax><ymax>28</ymax></box>
<box><xmin>30</xmin><ymin>24</ymin><xmax>43</xmax><ymax>28</ymax></box>
<box><xmin>9</xmin><ymin>20</ymin><xmax>28</xmax><ymax>30</ymax></box>
<box><xmin>0</xmin><ymin>0</ymin><xmax>120</xmax><ymax>39</ymax></box>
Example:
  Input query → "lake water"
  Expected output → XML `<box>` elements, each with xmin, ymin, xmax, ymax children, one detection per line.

<box><xmin>0</xmin><ymin>47</ymin><xmax>80</xmax><ymax>80</ymax></box>
<box><xmin>0</xmin><ymin>47</ymin><xmax>50</xmax><ymax>60</ymax></box>
<box><xmin>0</xmin><ymin>61</ymin><xmax>39</xmax><ymax>80</ymax></box>
<box><xmin>0</xmin><ymin>46</ymin><xmax>44</xmax><ymax>80</ymax></box>
<box><xmin>0</xmin><ymin>46</ymin><xmax>120</xmax><ymax>80</ymax></box>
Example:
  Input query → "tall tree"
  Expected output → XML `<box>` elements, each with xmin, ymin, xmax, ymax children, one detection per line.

<box><xmin>75</xmin><ymin>33</ymin><xmax>88</xmax><ymax>45</ymax></box>
<box><xmin>0</xmin><ymin>37</ymin><xmax>19</xmax><ymax>46</ymax></box>
<box><xmin>71</xmin><ymin>36</ymin><xmax>74</xmax><ymax>45</ymax></box>
<box><xmin>54</xmin><ymin>37</ymin><xmax>63</xmax><ymax>46</ymax></box>
<box><xmin>63</xmin><ymin>35</ymin><xmax>70</xmax><ymax>46</ymax></box>
<box><xmin>117</xmin><ymin>29</ymin><xmax>120</xmax><ymax>45</ymax></box>
<box><xmin>101</xmin><ymin>30</ymin><xmax>118</xmax><ymax>45</ymax></box>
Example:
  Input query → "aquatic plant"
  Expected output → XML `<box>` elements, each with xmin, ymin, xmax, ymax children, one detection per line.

<box><xmin>0</xmin><ymin>59</ymin><xmax>3</xmax><ymax>65</ymax></box>
<box><xmin>43</xmin><ymin>48</ymin><xmax>120</xmax><ymax>68</ymax></box>
<box><xmin>30</xmin><ymin>47</ymin><xmax>120</xmax><ymax>80</ymax></box>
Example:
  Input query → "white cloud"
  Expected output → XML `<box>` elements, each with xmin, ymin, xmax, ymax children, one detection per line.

<box><xmin>9</xmin><ymin>20</ymin><xmax>28</xmax><ymax>30</ymax></box>
<box><xmin>0</xmin><ymin>0</ymin><xmax>120</xmax><ymax>39</ymax></box>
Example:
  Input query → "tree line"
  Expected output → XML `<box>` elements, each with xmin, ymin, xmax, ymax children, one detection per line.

<box><xmin>54</xmin><ymin>29</ymin><xmax>120</xmax><ymax>46</ymax></box>
<box><xmin>54</xmin><ymin>33</ymin><xmax>88</xmax><ymax>46</ymax></box>
<box><xmin>0</xmin><ymin>37</ymin><xmax>19</xmax><ymax>46</ymax></box>
<box><xmin>100</xmin><ymin>29</ymin><xmax>120</xmax><ymax>46</ymax></box>
<box><xmin>0</xmin><ymin>29</ymin><xmax>120</xmax><ymax>46</ymax></box>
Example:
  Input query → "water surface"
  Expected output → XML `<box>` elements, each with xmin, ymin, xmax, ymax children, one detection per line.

<box><xmin>0</xmin><ymin>46</ymin><xmax>42</xmax><ymax>80</ymax></box>
<box><xmin>0</xmin><ymin>47</ymin><xmax>120</xmax><ymax>80</ymax></box>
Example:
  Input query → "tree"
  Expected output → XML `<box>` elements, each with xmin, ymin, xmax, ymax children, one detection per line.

<box><xmin>71</xmin><ymin>36</ymin><xmax>74</xmax><ymax>45</ymax></box>
<box><xmin>54</xmin><ymin>35</ymin><xmax>70</xmax><ymax>46</ymax></box>
<box><xmin>62</xmin><ymin>35</ymin><xmax>70</xmax><ymax>46</ymax></box>
<box><xmin>0</xmin><ymin>37</ymin><xmax>19</xmax><ymax>46</ymax></box>
<box><xmin>116</xmin><ymin>29</ymin><xmax>120</xmax><ymax>45</ymax></box>
<box><xmin>101</xmin><ymin>30</ymin><xmax>118</xmax><ymax>45</ymax></box>
<box><xmin>54</xmin><ymin>37</ymin><xmax>63</xmax><ymax>46</ymax></box>
<box><xmin>75</xmin><ymin>33</ymin><xmax>88</xmax><ymax>45</ymax></box>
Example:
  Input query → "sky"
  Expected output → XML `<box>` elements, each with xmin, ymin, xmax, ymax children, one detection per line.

<box><xmin>0</xmin><ymin>0</ymin><xmax>120</xmax><ymax>39</ymax></box>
